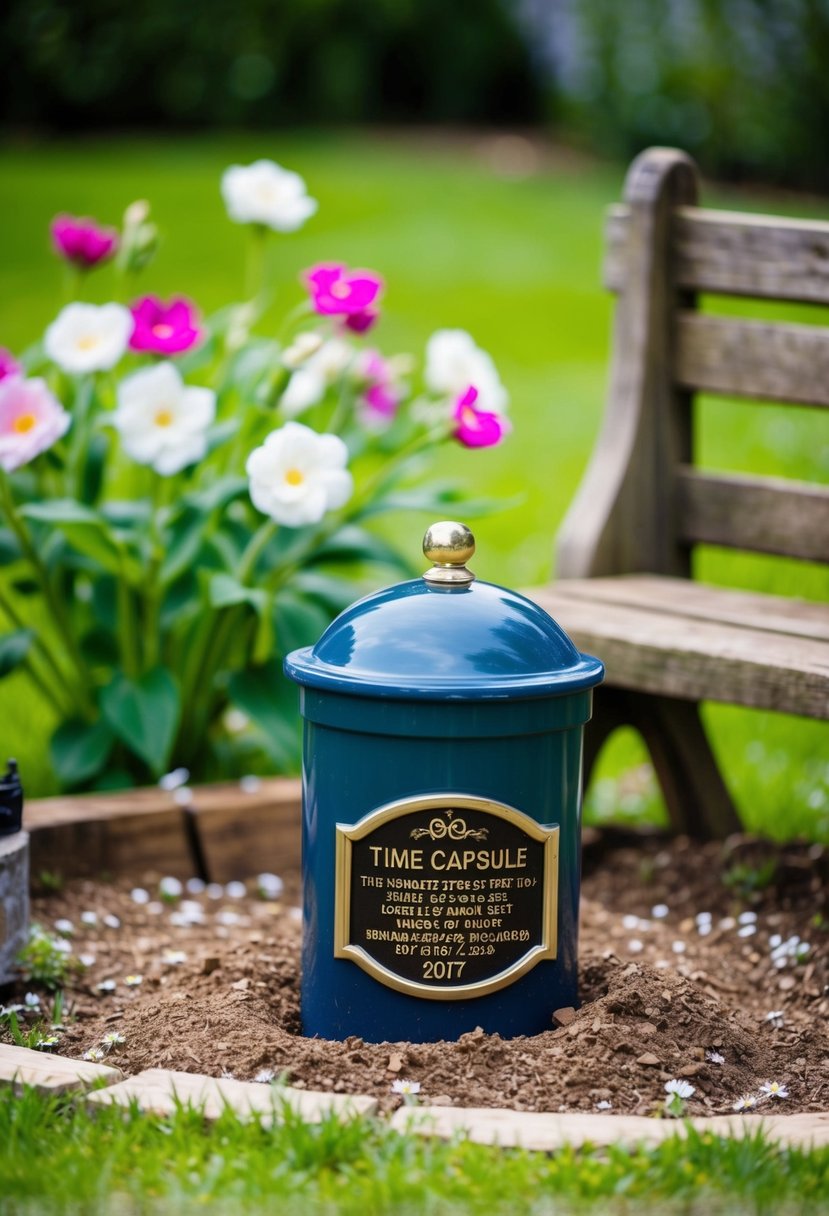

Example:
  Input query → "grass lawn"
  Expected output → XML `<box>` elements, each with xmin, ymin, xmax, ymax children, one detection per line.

<box><xmin>0</xmin><ymin>130</ymin><xmax>826</xmax><ymax>836</ymax></box>
<box><xmin>1</xmin><ymin>1088</ymin><xmax>828</xmax><ymax>1215</ymax></box>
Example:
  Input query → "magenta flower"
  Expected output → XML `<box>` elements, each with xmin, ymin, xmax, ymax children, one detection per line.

<box><xmin>343</xmin><ymin>308</ymin><xmax>379</xmax><ymax>335</ymax></box>
<box><xmin>51</xmin><ymin>214</ymin><xmax>119</xmax><ymax>269</ymax></box>
<box><xmin>0</xmin><ymin>377</ymin><xmax>71</xmax><ymax>472</ymax></box>
<box><xmin>304</xmin><ymin>263</ymin><xmax>383</xmax><ymax>319</ymax></box>
<box><xmin>0</xmin><ymin>349</ymin><xmax>22</xmax><ymax>382</ymax></box>
<box><xmin>359</xmin><ymin>351</ymin><xmax>401</xmax><ymax>426</ymax></box>
<box><xmin>452</xmin><ymin>385</ymin><xmax>508</xmax><ymax>449</ymax></box>
<box><xmin>129</xmin><ymin>296</ymin><xmax>203</xmax><ymax>356</ymax></box>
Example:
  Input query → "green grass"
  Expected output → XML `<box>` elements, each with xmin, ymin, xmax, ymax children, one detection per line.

<box><xmin>1</xmin><ymin>1087</ymin><xmax>828</xmax><ymax>1215</ymax></box>
<box><xmin>0</xmin><ymin>131</ymin><xmax>826</xmax><ymax>835</ymax></box>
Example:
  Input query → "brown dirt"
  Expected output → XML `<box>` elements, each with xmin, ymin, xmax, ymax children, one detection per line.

<box><xmin>4</xmin><ymin>833</ymin><xmax>828</xmax><ymax>1118</ymax></box>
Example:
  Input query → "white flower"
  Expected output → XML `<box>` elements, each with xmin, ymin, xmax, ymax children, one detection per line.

<box><xmin>733</xmin><ymin>1094</ymin><xmax>758</xmax><ymax>1112</ymax></box>
<box><xmin>44</xmin><ymin>303</ymin><xmax>132</xmax><ymax>374</ymax></box>
<box><xmin>224</xmin><ymin>709</ymin><xmax>250</xmax><ymax>735</ymax></box>
<box><xmin>595</xmin><ymin>1100</ymin><xmax>612</xmax><ymax>1110</ymax></box>
<box><xmin>186</xmin><ymin>877</ymin><xmax>206</xmax><ymax>895</ymax></box>
<box><xmin>159</xmin><ymin>767</ymin><xmax>190</xmax><ymax>791</ymax></box>
<box><xmin>254</xmin><ymin>1068</ymin><xmax>276</xmax><ymax>1084</ymax></box>
<box><xmin>737</xmin><ymin>911</ymin><xmax>757</xmax><ymax>925</ymax></box>
<box><xmin>131</xmin><ymin>888</ymin><xmax>150</xmax><ymax>905</ymax></box>
<box><xmin>247</xmin><ymin>421</ymin><xmax>352</xmax><ymax>527</ymax></box>
<box><xmin>225</xmin><ymin>881</ymin><xmax>247</xmax><ymax>900</ymax></box>
<box><xmin>664</xmin><ymin>1079</ymin><xmax>695</xmax><ymax>1099</ymax></box>
<box><xmin>124</xmin><ymin>974</ymin><xmax>143</xmax><ymax>987</ymax></box>
<box><xmin>80</xmin><ymin>911</ymin><xmax>98</xmax><ymax>927</ymax></box>
<box><xmin>391</xmin><ymin>1079</ymin><xmax>421</xmax><ymax>1096</ymax></box>
<box><xmin>82</xmin><ymin>1047</ymin><xmax>106</xmax><ymax>1062</ymax></box>
<box><xmin>424</xmin><ymin>329</ymin><xmax>507</xmax><ymax>414</ymax></box>
<box><xmin>78</xmin><ymin>953</ymin><xmax>96</xmax><ymax>968</ymax></box>
<box><xmin>102</xmin><ymin>1031</ymin><xmax>125</xmax><ymax>1047</ymax></box>
<box><xmin>760</xmin><ymin>1081</ymin><xmax>789</xmax><ymax>1099</ymax></box>
<box><xmin>651</xmin><ymin>904</ymin><xmax>669</xmax><ymax>919</ymax></box>
<box><xmin>54</xmin><ymin>919</ymin><xmax>74</xmax><ymax>936</ymax></box>
<box><xmin>282</xmin><ymin>332</ymin><xmax>324</xmax><ymax>370</ymax></box>
<box><xmin>113</xmin><ymin>362</ymin><xmax>215</xmax><ymax>476</ymax></box>
<box><xmin>257</xmin><ymin>873</ymin><xmax>284</xmax><ymax>900</ymax></box>
<box><xmin>706</xmin><ymin>1051</ymin><xmax>725</xmax><ymax>1065</ymax></box>
<box><xmin>24</xmin><ymin>993</ymin><xmax>40</xmax><ymax>1009</ymax></box>
<box><xmin>280</xmin><ymin>339</ymin><xmax>352</xmax><ymax>417</ymax></box>
<box><xmin>765</xmin><ymin>1010</ymin><xmax>785</xmax><ymax>1029</ymax></box>
<box><xmin>95</xmin><ymin>980</ymin><xmax>116</xmax><ymax>994</ymax></box>
<box><xmin>162</xmin><ymin>950</ymin><xmax>187</xmax><ymax>965</ymax></box>
<box><xmin>672</xmin><ymin>940</ymin><xmax>687</xmax><ymax>954</ymax></box>
<box><xmin>206</xmin><ymin>884</ymin><xmax>224</xmax><ymax>901</ymax></box>
<box><xmin>221</xmin><ymin>160</ymin><xmax>317</xmax><ymax>231</ymax></box>
<box><xmin>627</xmin><ymin>939</ymin><xmax>644</xmax><ymax>954</ymax></box>
<box><xmin>103</xmin><ymin>914</ymin><xmax>120</xmax><ymax>930</ymax></box>
<box><xmin>34</xmin><ymin>1035</ymin><xmax>60</xmax><ymax>1050</ymax></box>
<box><xmin>240</xmin><ymin>774</ymin><xmax>261</xmax><ymax>794</ymax></box>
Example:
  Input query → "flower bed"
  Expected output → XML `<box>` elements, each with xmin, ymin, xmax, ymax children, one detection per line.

<box><xmin>4</xmin><ymin>831</ymin><xmax>827</xmax><ymax>1119</ymax></box>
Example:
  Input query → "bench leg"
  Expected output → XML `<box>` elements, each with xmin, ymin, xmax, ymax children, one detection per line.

<box><xmin>585</xmin><ymin>690</ymin><xmax>740</xmax><ymax>839</ymax></box>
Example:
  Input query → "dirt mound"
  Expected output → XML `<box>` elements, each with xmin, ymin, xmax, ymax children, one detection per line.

<box><xmin>6</xmin><ymin>834</ymin><xmax>828</xmax><ymax>1116</ymax></box>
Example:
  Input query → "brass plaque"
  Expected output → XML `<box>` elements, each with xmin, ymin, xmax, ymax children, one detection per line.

<box><xmin>334</xmin><ymin>794</ymin><xmax>559</xmax><ymax>1000</ymax></box>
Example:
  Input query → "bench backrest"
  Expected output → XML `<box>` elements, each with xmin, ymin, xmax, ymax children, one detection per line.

<box><xmin>556</xmin><ymin>147</ymin><xmax>829</xmax><ymax>580</ymax></box>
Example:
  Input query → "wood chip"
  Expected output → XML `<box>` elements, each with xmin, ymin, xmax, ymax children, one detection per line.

<box><xmin>552</xmin><ymin>1007</ymin><xmax>576</xmax><ymax>1027</ymax></box>
<box><xmin>636</xmin><ymin>1053</ymin><xmax>662</xmax><ymax>1067</ymax></box>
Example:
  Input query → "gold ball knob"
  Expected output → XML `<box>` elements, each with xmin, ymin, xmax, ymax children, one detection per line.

<box><xmin>422</xmin><ymin>522</ymin><xmax>476</xmax><ymax>585</ymax></box>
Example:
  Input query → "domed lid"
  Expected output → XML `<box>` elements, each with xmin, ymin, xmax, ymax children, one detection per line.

<box><xmin>284</xmin><ymin>522</ymin><xmax>604</xmax><ymax>701</ymax></box>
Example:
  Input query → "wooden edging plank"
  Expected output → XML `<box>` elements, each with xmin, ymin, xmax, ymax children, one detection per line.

<box><xmin>25</xmin><ymin>778</ymin><xmax>303</xmax><ymax>883</ymax></box>
<box><xmin>0</xmin><ymin>1043</ymin><xmax>122</xmax><ymax>1095</ymax></box>
<box><xmin>390</xmin><ymin>1105</ymin><xmax>829</xmax><ymax>1152</ymax></box>
<box><xmin>85</xmin><ymin>1067</ymin><xmax>376</xmax><ymax>1123</ymax></box>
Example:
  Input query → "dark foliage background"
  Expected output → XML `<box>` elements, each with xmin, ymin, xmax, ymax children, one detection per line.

<box><xmin>1</xmin><ymin>0</ymin><xmax>543</xmax><ymax>130</ymax></box>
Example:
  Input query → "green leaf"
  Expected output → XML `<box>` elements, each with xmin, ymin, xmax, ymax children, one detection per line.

<box><xmin>22</xmin><ymin>499</ymin><xmax>124</xmax><ymax>576</ymax></box>
<box><xmin>274</xmin><ymin>591</ymin><xmax>332</xmax><ymax>655</ymax></box>
<box><xmin>292</xmin><ymin>571</ymin><xmax>361</xmax><ymax>614</ymax></box>
<box><xmin>0</xmin><ymin>629</ymin><xmax>35</xmax><ymax>679</ymax></box>
<box><xmin>185</xmin><ymin>475</ymin><xmax>248</xmax><ymax>515</ymax></box>
<box><xmin>0</xmin><ymin>528</ymin><xmax>22</xmax><ymax>566</ymax></box>
<box><xmin>50</xmin><ymin>718</ymin><xmax>114</xmax><ymax>787</ymax></box>
<box><xmin>79</xmin><ymin>432</ymin><xmax>109</xmax><ymax>506</ymax></box>
<box><xmin>100</xmin><ymin>668</ymin><xmax>181</xmax><ymax>776</ymax></box>
<box><xmin>227</xmin><ymin>662</ymin><xmax>300</xmax><ymax>771</ymax></box>
<box><xmin>208</xmin><ymin>573</ymin><xmax>269</xmax><ymax>616</ymax></box>
<box><xmin>158</xmin><ymin>507</ymin><xmax>205</xmax><ymax>587</ymax></box>
<box><xmin>310</xmin><ymin>525</ymin><xmax>413</xmax><ymax>574</ymax></box>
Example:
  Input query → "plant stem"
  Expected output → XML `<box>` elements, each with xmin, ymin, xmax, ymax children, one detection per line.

<box><xmin>245</xmin><ymin>225</ymin><xmax>269</xmax><ymax>301</ymax></box>
<box><xmin>0</xmin><ymin>473</ymin><xmax>96</xmax><ymax>717</ymax></box>
<box><xmin>0</xmin><ymin>584</ymin><xmax>72</xmax><ymax>718</ymax></box>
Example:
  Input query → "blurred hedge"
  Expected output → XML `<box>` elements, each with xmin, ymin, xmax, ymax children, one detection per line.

<box><xmin>1</xmin><ymin>0</ymin><xmax>543</xmax><ymax>129</ymax></box>
<box><xmin>524</xmin><ymin>0</ymin><xmax>829</xmax><ymax>190</ymax></box>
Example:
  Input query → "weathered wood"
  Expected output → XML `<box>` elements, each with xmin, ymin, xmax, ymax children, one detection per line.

<box><xmin>556</xmin><ymin>147</ymin><xmax>698</xmax><ymax>579</ymax></box>
<box><xmin>531</xmin><ymin>583</ymin><xmax>829</xmax><ymax>719</ymax></box>
<box><xmin>606</xmin><ymin>203</ymin><xmax>829</xmax><ymax>305</ymax></box>
<box><xmin>188</xmin><ymin>778</ymin><xmax>302</xmax><ymax>882</ymax></box>
<box><xmin>0</xmin><ymin>1043</ymin><xmax>121</xmax><ymax>1095</ymax></box>
<box><xmin>585</xmin><ymin>690</ymin><xmax>739</xmax><ymax>837</ymax></box>
<box><xmin>26</xmin><ymin>778</ymin><xmax>303</xmax><ymax>883</ymax></box>
<box><xmin>392</xmin><ymin>1105</ymin><xmax>829</xmax><ymax>1151</ymax></box>
<box><xmin>0</xmin><ymin>831</ymin><xmax>28</xmax><ymax>984</ymax></box>
<box><xmin>87</xmin><ymin>1068</ymin><xmax>376</xmax><ymax>1122</ymax></box>
<box><xmin>549</xmin><ymin>574</ymin><xmax>829</xmax><ymax>643</ymax></box>
<box><xmin>677</xmin><ymin>467</ymin><xmax>829</xmax><ymax>563</ymax></box>
<box><xmin>675</xmin><ymin>312</ymin><xmax>829</xmax><ymax>408</ymax></box>
<box><xmin>26</xmin><ymin>789</ymin><xmax>194</xmax><ymax>882</ymax></box>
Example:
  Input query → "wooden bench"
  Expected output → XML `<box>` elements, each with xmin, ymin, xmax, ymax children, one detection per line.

<box><xmin>531</xmin><ymin>147</ymin><xmax>829</xmax><ymax>838</ymax></box>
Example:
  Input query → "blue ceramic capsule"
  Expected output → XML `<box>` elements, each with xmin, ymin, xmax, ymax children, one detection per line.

<box><xmin>284</xmin><ymin>522</ymin><xmax>603</xmax><ymax>1043</ymax></box>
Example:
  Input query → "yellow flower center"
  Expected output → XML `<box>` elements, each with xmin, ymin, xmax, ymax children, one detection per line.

<box><xmin>76</xmin><ymin>334</ymin><xmax>100</xmax><ymax>351</ymax></box>
<box><xmin>152</xmin><ymin>323</ymin><xmax>174</xmax><ymax>339</ymax></box>
<box><xmin>12</xmin><ymin>412</ymin><xmax>37</xmax><ymax>434</ymax></box>
<box><xmin>154</xmin><ymin>408</ymin><xmax>174</xmax><ymax>428</ymax></box>
<box><xmin>284</xmin><ymin>467</ymin><xmax>304</xmax><ymax>486</ymax></box>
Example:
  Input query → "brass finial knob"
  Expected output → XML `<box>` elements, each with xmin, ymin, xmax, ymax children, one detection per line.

<box><xmin>422</xmin><ymin>521</ymin><xmax>476</xmax><ymax>586</ymax></box>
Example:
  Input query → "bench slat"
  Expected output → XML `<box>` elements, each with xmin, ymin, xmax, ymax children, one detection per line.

<box><xmin>605</xmin><ymin>204</ymin><xmax>829</xmax><ymax>304</ymax></box>
<box><xmin>546</xmin><ymin>574</ymin><xmax>829</xmax><ymax>642</ymax></box>
<box><xmin>677</xmin><ymin>467</ymin><xmax>829</xmax><ymax>562</ymax></box>
<box><xmin>675</xmin><ymin>312</ymin><xmax>829</xmax><ymax>408</ymax></box>
<box><xmin>530</xmin><ymin>581</ymin><xmax>829</xmax><ymax>718</ymax></box>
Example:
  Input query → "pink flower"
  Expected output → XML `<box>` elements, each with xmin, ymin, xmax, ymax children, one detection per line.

<box><xmin>0</xmin><ymin>349</ymin><xmax>22</xmax><ymax>382</ymax></box>
<box><xmin>51</xmin><ymin>214</ymin><xmax>119</xmax><ymax>269</ymax></box>
<box><xmin>342</xmin><ymin>308</ymin><xmax>379</xmax><ymax>335</ymax></box>
<box><xmin>0</xmin><ymin>378</ymin><xmax>71</xmax><ymax>472</ymax></box>
<box><xmin>304</xmin><ymin>263</ymin><xmax>383</xmax><ymax>319</ymax></box>
<box><xmin>452</xmin><ymin>385</ymin><xmax>508</xmax><ymax>449</ymax></box>
<box><xmin>129</xmin><ymin>296</ymin><xmax>203</xmax><ymax>356</ymax></box>
<box><xmin>358</xmin><ymin>351</ymin><xmax>401</xmax><ymax>426</ymax></box>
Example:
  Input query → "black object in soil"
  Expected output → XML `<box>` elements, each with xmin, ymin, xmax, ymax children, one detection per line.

<box><xmin>0</xmin><ymin>759</ymin><xmax>23</xmax><ymax>835</ymax></box>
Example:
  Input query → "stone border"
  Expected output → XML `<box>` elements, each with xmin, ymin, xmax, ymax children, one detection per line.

<box><xmin>1</xmin><ymin>1046</ymin><xmax>826</xmax><ymax>1151</ymax></box>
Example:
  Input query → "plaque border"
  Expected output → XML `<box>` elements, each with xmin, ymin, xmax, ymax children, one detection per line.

<box><xmin>334</xmin><ymin>793</ymin><xmax>559</xmax><ymax>1000</ymax></box>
